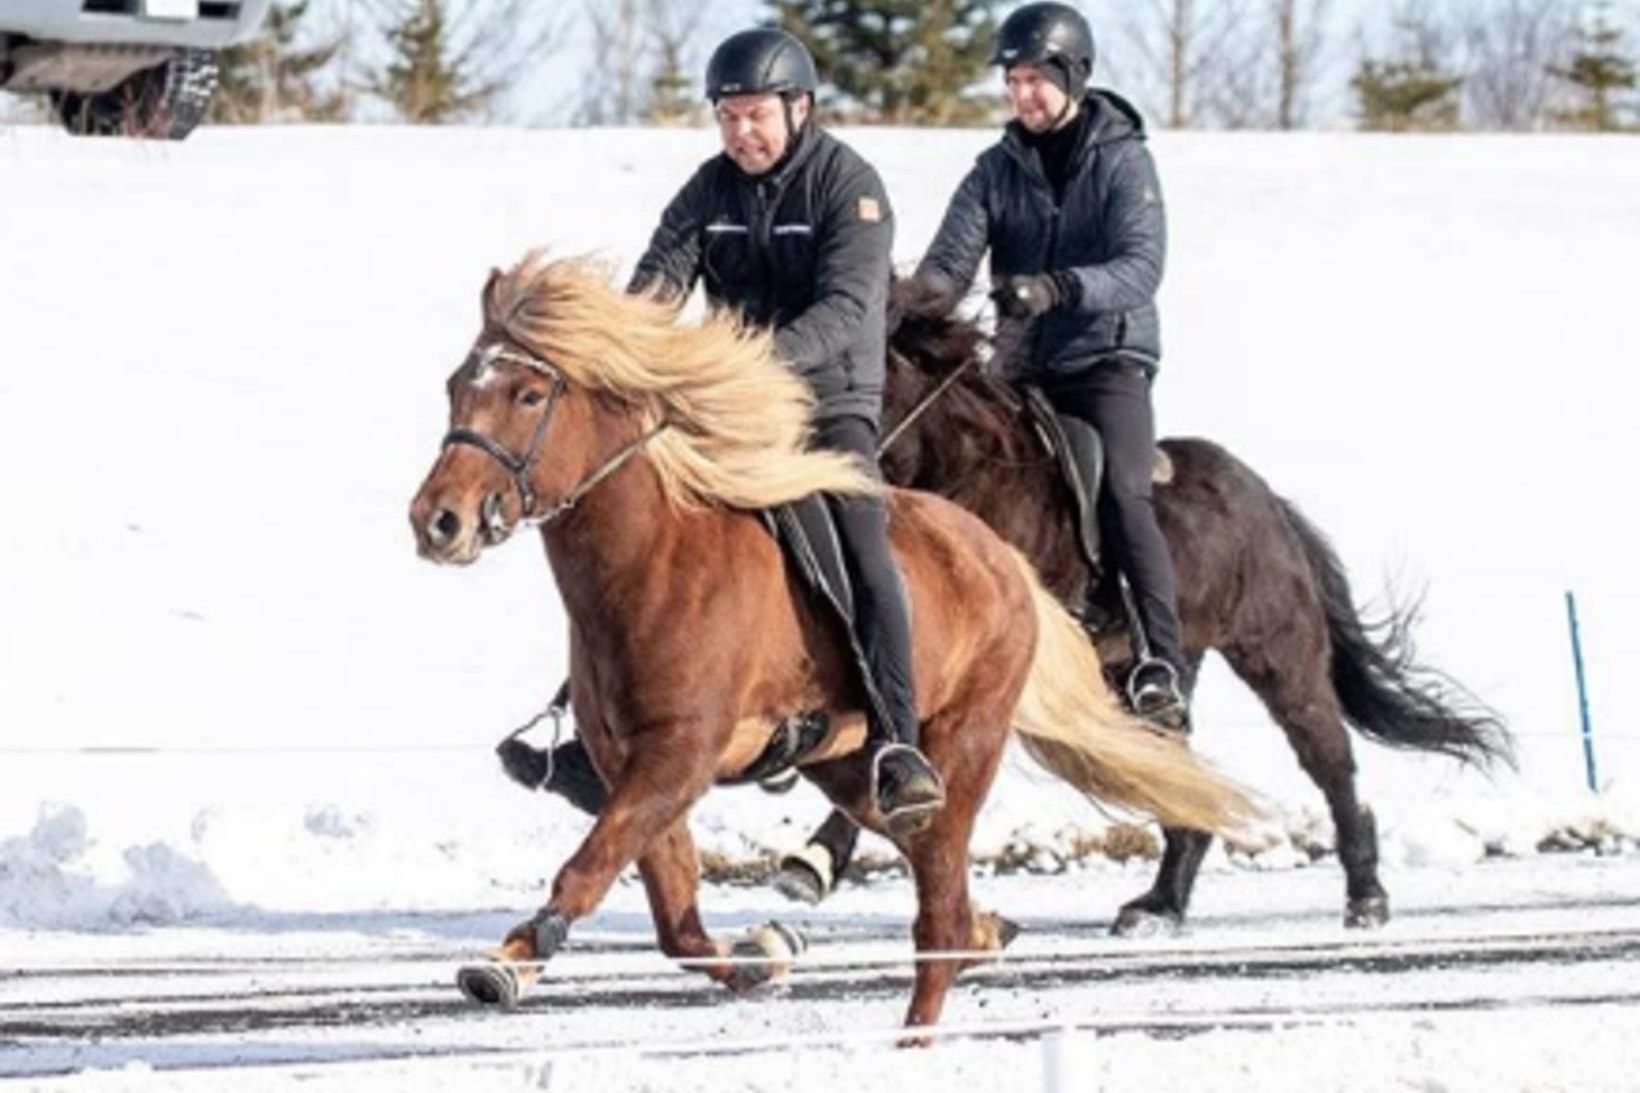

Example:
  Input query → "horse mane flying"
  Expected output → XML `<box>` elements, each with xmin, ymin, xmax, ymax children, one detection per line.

<box><xmin>485</xmin><ymin>250</ymin><xmax>875</xmax><ymax>512</ymax></box>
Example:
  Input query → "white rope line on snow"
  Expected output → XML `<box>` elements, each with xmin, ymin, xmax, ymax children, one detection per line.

<box><xmin>1</xmin><ymin>725</ymin><xmax>1633</xmax><ymax>756</ymax></box>
<box><xmin>8</xmin><ymin>921</ymin><xmax>1629</xmax><ymax>978</ymax></box>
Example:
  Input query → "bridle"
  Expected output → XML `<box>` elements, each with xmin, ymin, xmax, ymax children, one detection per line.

<box><xmin>441</xmin><ymin>343</ymin><xmax>666</xmax><ymax>528</ymax></box>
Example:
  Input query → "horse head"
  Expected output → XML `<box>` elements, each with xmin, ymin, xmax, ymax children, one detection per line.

<box><xmin>411</xmin><ymin>252</ymin><xmax>871</xmax><ymax>565</ymax></box>
<box><xmin>409</xmin><ymin>268</ymin><xmax>651</xmax><ymax>565</ymax></box>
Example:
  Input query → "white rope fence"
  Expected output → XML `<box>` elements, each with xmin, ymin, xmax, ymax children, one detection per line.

<box><xmin>10</xmin><ymin>920</ymin><xmax>1625</xmax><ymax>978</ymax></box>
<box><xmin>3</xmin><ymin>724</ymin><xmax>1634</xmax><ymax>757</ymax></box>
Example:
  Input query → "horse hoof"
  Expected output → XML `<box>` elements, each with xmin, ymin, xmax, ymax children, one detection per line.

<box><xmin>456</xmin><ymin>962</ymin><xmax>521</xmax><ymax>1009</ymax></box>
<box><xmin>976</xmin><ymin>910</ymin><xmax>1022</xmax><ymax>950</ymax></box>
<box><xmin>772</xmin><ymin>844</ymin><xmax>834</xmax><ymax>905</ymax></box>
<box><xmin>726</xmin><ymin>921</ymin><xmax>807</xmax><ymax>992</ymax></box>
<box><xmin>1344</xmin><ymin>894</ymin><xmax>1389</xmax><ymax>929</ymax></box>
<box><xmin>1110</xmin><ymin>906</ymin><xmax>1182</xmax><ymax>939</ymax></box>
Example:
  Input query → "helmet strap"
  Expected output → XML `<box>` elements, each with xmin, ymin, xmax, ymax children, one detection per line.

<box><xmin>781</xmin><ymin>91</ymin><xmax>810</xmax><ymax>140</ymax></box>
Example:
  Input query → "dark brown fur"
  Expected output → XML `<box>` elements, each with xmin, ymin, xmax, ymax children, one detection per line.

<box><xmin>858</xmin><ymin>283</ymin><xmax>1514</xmax><ymax>931</ymax></box>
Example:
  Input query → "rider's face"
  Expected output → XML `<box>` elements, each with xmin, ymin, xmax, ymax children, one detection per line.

<box><xmin>715</xmin><ymin>92</ymin><xmax>808</xmax><ymax>175</ymax></box>
<box><xmin>1005</xmin><ymin>64</ymin><xmax>1073</xmax><ymax>133</ymax></box>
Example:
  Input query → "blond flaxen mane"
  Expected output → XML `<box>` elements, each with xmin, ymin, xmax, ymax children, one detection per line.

<box><xmin>485</xmin><ymin>251</ymin><xmax>875</xmax><ymax>511</ymax></box>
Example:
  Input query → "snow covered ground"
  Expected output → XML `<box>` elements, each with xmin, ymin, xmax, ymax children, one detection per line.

<box><xmin>7</xmin><ymin>857</ymin><xmax>1640</xmax><ymax>1090</ymax></box>
<box><xmin>1</xmin><ymin>123</ymin><xmax>1638</xmax><ymax>1088</ymax></box>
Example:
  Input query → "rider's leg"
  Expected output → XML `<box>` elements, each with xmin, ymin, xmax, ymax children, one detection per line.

<box><xmin>1046</xmin><ymin>361</ymin><xmax>1188</xmax><ymax>724</ymax></box>
<box><xmin>813</xmin><ymin>414</ymin><xmax>944</xmax><ymax>827</ymax></box>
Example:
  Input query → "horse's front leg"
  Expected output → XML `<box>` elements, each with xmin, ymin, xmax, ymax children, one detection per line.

<box><xmin>460</xmin><ymin>720</ymin><xmax>721</xmax><ymax>1006</ymax></box>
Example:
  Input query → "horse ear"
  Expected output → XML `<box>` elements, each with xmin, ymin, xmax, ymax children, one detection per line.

<box><xmin>481</xmin><ymin>268</ymin><xmax>503</xmax><ymax>322</ymax></box>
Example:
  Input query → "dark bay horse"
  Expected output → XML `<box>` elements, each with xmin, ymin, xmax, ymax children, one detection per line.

<box><xmin>408</xmin><ymin>254</ymin><xmax>1256</xmax><ymax>1030</ymax></box>
<box><xmin>780</xmin><ymin>283</ymin><xmax>1513</xmax><ymax>933</ymax></box>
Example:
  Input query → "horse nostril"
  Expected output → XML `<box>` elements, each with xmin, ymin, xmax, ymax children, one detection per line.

<box><xmin>429</xmin><ymin>508</ymin><xmax>462</xmax><ymax>547</ymax></box>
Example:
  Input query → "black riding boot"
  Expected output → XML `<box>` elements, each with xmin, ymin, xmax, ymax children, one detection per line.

<box><xmin>1128</xmin><ymin>656</ymin><xmax>1189</xmax><ymax>730</ymax></box>
<box><xmin>816</xmin><ymin>416</ymin><xmax>944</xmax><ymax>832</ymax></box>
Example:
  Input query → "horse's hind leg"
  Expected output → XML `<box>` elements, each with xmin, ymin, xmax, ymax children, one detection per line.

<box><xmin>1222</xmin><ymin>637</ymin><xmax>1389</xmax><ymax>928</ymax></box>
<box><xmin>1112</xmin><ymin>827</ymin><xmax>1213</xmax><ymax>937</ymax></box>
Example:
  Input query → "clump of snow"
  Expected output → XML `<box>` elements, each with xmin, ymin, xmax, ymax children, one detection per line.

<box><xmin>0</xmin><ymin>805</ymin><xmax>230</xmax><ymax>929</ymax></box>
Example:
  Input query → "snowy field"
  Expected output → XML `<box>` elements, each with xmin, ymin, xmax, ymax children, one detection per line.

<box><xmin>1</xmin><ymin>122</ymin><xmax>1638</xmax><ymax>1088</ymax></box>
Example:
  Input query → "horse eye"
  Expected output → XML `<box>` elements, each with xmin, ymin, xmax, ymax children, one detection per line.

<box><xmin>518</xmin><ymin>389</ymin><xmax>545</xmax><ymax>407</ymax></box>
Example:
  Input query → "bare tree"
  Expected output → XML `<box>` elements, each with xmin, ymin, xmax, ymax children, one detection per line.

<box><xmin>576</xmin><ymin>0</ymin><xmax>711</xmax><ymax>126</ymax></box>
<box><xmin>578</xmin><ymin>0</ymin><xmax>642</xmax><ymax>125</ymax></box>
<box><xmin>1194</xmin><ymin>0</ymin><xmax>1328</xmax><ymax>129</ymax></box>
<box><xmin>1461</xmin><ymin>0</ymin><xmax>1572</xmax><ymax>130</ymax></box>
<box><xmin>1122</xmin><ymin>0</ymin><xmax>1251</xmax><ymax>128</ymax></box>
<box><xmin>1271</xmin><ymin>0</ymin><xmax>1331</xmax><ymax>128</ymax></box>
<box><xmin>643</xmin><ymin>0</ymin><xmax>711</xmax><ymax>126</ymax></box>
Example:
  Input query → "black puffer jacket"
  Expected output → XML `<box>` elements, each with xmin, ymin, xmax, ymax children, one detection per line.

<box><xmin>630</xmin><ymin>126</ymin><xmax>894</xmax><ymax>425</ymax></box>
<box><xmin>915</xmin><ymin>90</ymin><xmax>1166</xmax><ymax>375</ymax></box>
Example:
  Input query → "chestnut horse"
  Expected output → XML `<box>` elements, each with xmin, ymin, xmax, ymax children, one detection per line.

<box><xmin>409</xmin><ymin>253</ymin><xmax>1255</xmax><ymax>1030</ymax></box>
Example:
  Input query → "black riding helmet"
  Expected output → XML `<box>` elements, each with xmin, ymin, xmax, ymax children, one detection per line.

<box><xmin>990</xmin><ymin>2</ymin><xmax>1097</xmax><ymax>101</ymax></box>
<box><xmin>704</xmin><ymin>28</ymin><xmax>819</xmax><ymax>103</ymax></box>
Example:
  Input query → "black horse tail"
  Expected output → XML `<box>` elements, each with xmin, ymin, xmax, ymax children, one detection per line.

<box><xmin>1278</xmin><ymin>498</ymin><xmax>1516</xmax><ymax>769</ymax></box>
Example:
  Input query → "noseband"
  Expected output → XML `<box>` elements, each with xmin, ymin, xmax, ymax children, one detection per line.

<box><xmin>441</xmin><ymin>343</ymin><xmax>664</xmax><ymax>527</ymax></box>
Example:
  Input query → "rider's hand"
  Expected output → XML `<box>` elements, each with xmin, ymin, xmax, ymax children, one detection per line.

<box><xmin>990</xmin><ymin>274</ymin><xmax>1063</xmax><ymax>320</ymax></box>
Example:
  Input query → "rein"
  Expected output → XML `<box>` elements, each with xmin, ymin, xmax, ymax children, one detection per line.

<box><xmin>877</xmin><ymin>349</ymin><xmax>979</xmax><ymax>456</ymax></box>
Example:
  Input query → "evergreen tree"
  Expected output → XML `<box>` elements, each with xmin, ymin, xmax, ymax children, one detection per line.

<box><xmin>767</xmin><ymin>0</ymin><xmax>1001</xmax><ymax>124</ymax></box>
<box><xmin>1351</xmin><ymin>7</ymin><xmax>1463</xmax><ymax>131</ymax></box>
<box><xmin>1549</xmin><ymin>1</ymin><xmax>1637</xmax><ymax>131</ymax></box>
<box><xmin>212</xmin><ymin>1</ymin><xmax>349</xmax><ymax>124</ymax></box>
<box><xmin>646</xmin><ymin>39</ymin><xmax>699</xmax><ymax>126</ymax></box>
<box><xmin>368</xmin><ymin>0</ymin><xmax>493</xmax><ymax>123</ymax></box>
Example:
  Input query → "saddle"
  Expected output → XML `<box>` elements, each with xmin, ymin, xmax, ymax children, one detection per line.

<box><xmin>733</xmin><ymin>495</ymin><xmax>891</xmax><ymax>788</ymax></box>
<box><xmin>1021</xmin><ymin>385</ymin><xmax>1107</xmax><ymax>581</ymax></box>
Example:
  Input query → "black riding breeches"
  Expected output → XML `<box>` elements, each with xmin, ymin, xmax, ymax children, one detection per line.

<box><xmin>1041</xmin><ymin>361</ymin><xmax>1186</xmax><ymax>673</ymax></box>
<box><xmin>811</xmin><ymin>414</ymin><xmax>920</xmax><ymax>746</ymax></box>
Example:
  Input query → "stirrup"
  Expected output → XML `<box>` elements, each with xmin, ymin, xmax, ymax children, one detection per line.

<box><xmin>871</xmin><ymin>743</ymin><xmax>945</xmax><ymax>832</ymax></box>
<box><xmin>1127</xmin><ymin>658</ymin><xmax>1188</xmax><ymax>728</ymax></box>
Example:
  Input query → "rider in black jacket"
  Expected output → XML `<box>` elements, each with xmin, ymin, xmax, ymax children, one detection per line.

<box><xmin>914</xmin><ymin>2</ymin><xmax>1189</xmax><ymax>724</ymax></box>
<box><xmin>509</xmin><ymin>29</ymin><xmax>944</xmax><ymax>829</ymax></box>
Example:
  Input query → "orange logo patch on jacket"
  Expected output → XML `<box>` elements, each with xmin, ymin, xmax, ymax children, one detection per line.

<box><xmin>857</xmin><ymin>196</ymin><xmax>882</xmax><ymax>222</ymax></box>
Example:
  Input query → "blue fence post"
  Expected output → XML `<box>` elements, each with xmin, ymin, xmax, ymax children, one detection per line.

<box><xmin>1565</xmin><ymin>590</ymin><xmax>1598</xmax><ymax>793</ymax></box>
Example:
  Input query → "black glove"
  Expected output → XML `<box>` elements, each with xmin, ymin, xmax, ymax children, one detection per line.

<box><xmin>990</xmin><ymin>274</ymin><xmax>1063</xmax><ymax>320</ymax></box>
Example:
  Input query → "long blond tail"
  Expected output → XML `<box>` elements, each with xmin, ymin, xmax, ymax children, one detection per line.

<box><xmin>1009</xmin><ymin>552</ymin><xmax>1260</xmax><ymax>837</ymax></box>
